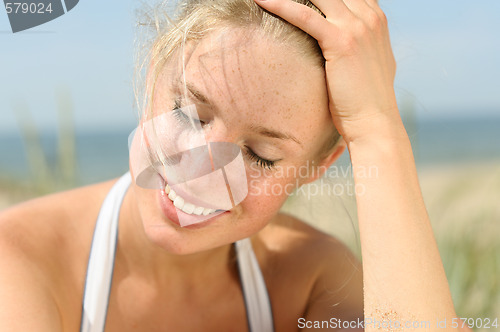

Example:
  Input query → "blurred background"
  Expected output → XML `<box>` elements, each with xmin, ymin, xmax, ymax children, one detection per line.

<box><xmin>1</xmin><ymin>0</ymin><xmax>499</xmax><ymax>328</ymax></box>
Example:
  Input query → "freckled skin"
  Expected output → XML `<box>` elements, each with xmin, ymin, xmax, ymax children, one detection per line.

<box><xmin>133</xmin><ymin>28</ymin><xmax>336</xmax><ymax>255</ymax></box>
<box><xmin>0</xmin><ymin>26</ymin><xmax>357</xmax><ymax>332</ymax></box>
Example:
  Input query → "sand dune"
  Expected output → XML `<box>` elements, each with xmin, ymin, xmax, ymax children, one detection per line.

<box><xmin>1</xmin><ymin>161</ymin><xmax>499</xmax><ymax>323</ymax></box>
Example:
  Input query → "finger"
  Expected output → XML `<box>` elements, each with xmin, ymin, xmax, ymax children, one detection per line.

<box><xmin>343</xmin><ymin>0</ymin><xmax>390</xmax><ymax>36</ymax></box>
<box><xmin>342</xmin><ymin>0</ymin><xmax>378</xmax><ymax>23</ymax></box>
<box><xmin>254</xmin><ymin>0</ymin><xmax>340</xmax><ymax>43</ymax></box>
<box><xmin>306</xmin><ymin>0</ymin><xmax>353</xmax><ymax>20</ymax></box>
<box><xmin>364</xmin><ymin>0</ymin><xmax>388</xmax><ymax>23</ymax></box>
<box><xmin>364</xmin><ymin>0</ymin><xmax>380</xmax><ymax>9</ymax></box>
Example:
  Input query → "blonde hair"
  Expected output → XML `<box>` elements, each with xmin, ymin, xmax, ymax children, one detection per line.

<box><xmin>134</xmin><ymin>0</ymin><xmax>340</xmax><ymax>159</ymax></box>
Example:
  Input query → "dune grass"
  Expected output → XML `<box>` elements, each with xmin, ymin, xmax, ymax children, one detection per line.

<box><xmin>3</xmin><ymin>89</ymin><xmax>78</xmax><ymax>198</ymax></box>
<box><xmin>281</xmin><ymin>162</ymin><xmax>500</xmax><ymax>329</ymax></box>
<box><xmin>1</xmin><ymin>94</ymin><xmax>498</xmax><ymax>330</ymax></box>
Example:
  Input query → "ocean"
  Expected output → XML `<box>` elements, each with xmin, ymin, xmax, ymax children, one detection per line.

<box><xmin>0</xmin><ymin>117</ymin><xmax>499</xmax><ymax>186</ymax></box>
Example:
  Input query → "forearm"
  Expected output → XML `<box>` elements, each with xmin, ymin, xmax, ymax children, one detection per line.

<box><xmin>347</xmin><ymin>115</ymin><xmax>458</xmax><ymax>329</ymax></box>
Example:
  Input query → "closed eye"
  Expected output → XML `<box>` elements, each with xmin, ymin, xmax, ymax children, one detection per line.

<box><xmin>172</xmin><ymin>99</ymin><xmax>206</xmax><ymax>128</ymax></box>
<box><xmin>172</xmin><ymin>98</ymin><xmax>279</xmax><ymax>170</ymax></box>
<box><xmin>244</xmin><ymin>146</ymin><xmax>279</xmax><ymax>170</ymax></box>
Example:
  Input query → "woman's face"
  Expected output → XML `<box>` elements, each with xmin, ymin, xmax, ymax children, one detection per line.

<box><xmin>131</xmin><ymin>28</ymin><xmax>337</xmax><ymax>255</ymax></box>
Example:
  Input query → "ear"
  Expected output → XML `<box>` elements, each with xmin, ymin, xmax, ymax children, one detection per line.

<box><xmin>301</xmin><ymin>137</ymin><xmax>346</xmax><ymax>186</ymax></box>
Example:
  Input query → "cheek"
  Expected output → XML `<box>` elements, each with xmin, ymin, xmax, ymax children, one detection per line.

<box><xmin>131</xmin><ymin>184</ymin><xmax>158</xmax><ymax>223</ymax></box>
<box><xmin>242</xmin><ymin>171</ymin><xmax>298</xmax><ymax>220</ymax></box>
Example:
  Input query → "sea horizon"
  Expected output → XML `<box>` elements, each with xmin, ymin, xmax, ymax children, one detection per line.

<box><xmin>1</xmin><ymin>115</ymin><xmax>499</xmax><ymax>186</ymax></box>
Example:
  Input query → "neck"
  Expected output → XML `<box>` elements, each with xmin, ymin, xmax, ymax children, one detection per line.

<box><xmin>116</xmin><ymin>186</ymin><xmax>237</xmax><ymax>288</ymax></box>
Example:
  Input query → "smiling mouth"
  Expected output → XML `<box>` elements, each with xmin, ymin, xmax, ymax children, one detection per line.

<box><xmin>164</xmin><ymin>184</ymin><xmax>224</xmax><ymax>216</ymax></box>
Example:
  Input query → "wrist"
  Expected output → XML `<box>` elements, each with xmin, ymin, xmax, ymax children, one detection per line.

<box><xmin>341</xmin><ymin>111</ymin><xmax>408</xmax><ymax>146</ymax></box>
<box><xmin>343</xmin><ymin>113</ymin><xmax>414</xmax><ymax>167</ymax></box>
<box><xmin>346</xmin><ymin>123</ymin><xmax>417</xmax><ymax>186</ymax></box>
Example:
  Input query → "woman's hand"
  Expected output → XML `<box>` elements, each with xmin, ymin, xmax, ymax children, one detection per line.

<box><xmin>255</xmin><ymin>2</ymin><xmax>469</xmax><ymax>329</ymax></box>
<box><xmin>254</xmin><ymin>0</ymin><xmax>399</xmax><ymax>143</ymax></box>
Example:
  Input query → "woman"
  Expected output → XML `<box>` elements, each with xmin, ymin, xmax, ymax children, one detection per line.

<box><xmin>0</xmin><ymin>0</ymin><xmax>469</xmax><ymax>331</ymax></box>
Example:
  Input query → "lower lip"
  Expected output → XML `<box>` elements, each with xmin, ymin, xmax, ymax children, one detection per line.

<box><xmin>158</xmin><ymin>185</ymin><xmax>229</xmax><ymax>229</ymax></box>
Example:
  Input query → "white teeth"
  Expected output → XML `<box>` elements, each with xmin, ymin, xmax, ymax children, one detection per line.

<box><xmin>182</xmin><ymin>203</ymin><xmax>195</xmax><ymax>214</ymax></box>
<box><xmin>173</xmin><ymin>196</ymin><xmax>184</xmax><ymax>209</ymax></box>
<box><xmin>193</xmin><ymin>206</ymin><xmax>204</xmax><ymax>216</ymax></box>
<box><xmin>165</xmin><ymin>185</ymin><xmax>220</xmax><ymax>216</ymax></box>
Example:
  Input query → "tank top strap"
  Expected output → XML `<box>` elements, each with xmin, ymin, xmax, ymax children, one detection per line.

<box><xmin>80</xmin><ymin>172</ymin><xmax>274</xmax><ymax>331</ymax></box>
<box><xmin>80</xmin><ymin>172</ymin><xmax>131</xmax><ymax>332</ymax></box>
<box><xmin>235</xmin><ymin>238</ymin><xmax>275</xmax><ymax>332</ymax></box>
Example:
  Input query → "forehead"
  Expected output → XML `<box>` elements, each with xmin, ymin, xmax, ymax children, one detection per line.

<box><xmin>183</xmin><ymin>29</ymin><xmax>327</xmax><ymax>119</ymax></box>
<box><xmin>155</xmin><ymin>28</ymin><xmax>332</xmax><ymax>154</ymax></box>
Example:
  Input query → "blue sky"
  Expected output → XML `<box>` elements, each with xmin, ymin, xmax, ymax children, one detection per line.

<box><xmin>1</xmin><ymin>0</ymin><xmax>499</xmax><ymax>133</ymax></box>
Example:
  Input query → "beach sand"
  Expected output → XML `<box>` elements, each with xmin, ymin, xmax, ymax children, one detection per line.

<box><xmin>277</xmin><ymin>160</ymin><xmax>500</xmax><ymax>246</ymax></box>
<box><xmin>281</xmin><ymin>160</ymin><xmax>500</xmax><ymax>324</ymax></box>
<box><xmin>1</xmin><ymin>161</ymin><xmax>499</xmax><ymax>323</ymax></box>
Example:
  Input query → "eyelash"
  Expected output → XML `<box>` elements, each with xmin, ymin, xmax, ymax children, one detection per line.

<box><xmin>245</xmin><ymin>147</ymin><xmax>276</xmax><ymax>170</ymax></box>
<box><xmin>172</xmin><ymin>98</ymin><xmax>277</xmax><ymax>170</ymax></box>
<box><xmin>172</xmin><ymin>99</ymin><xmax>205</xmax><ymax>127</ymax></box>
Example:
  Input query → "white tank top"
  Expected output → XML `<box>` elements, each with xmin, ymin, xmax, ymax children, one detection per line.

<box><xmin>79</xmin><ymin>173</ymin><xmax>274</xmax><ymax>332</ymax></box>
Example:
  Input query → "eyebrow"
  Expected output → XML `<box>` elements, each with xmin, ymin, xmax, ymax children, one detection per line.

<box><xmin>249</xmin><ymin>125</ymin><xmax>303</xmax><ymax>146</ymax></box>
<box><xmin>185</xmin><ymin>82</ymin><xmax>210</xmax><ymax>105</ymax></box>
<box><xmin>182</xmin><ymin>81</ymin><xmax>303</xmax><ymax>147</ymax></box>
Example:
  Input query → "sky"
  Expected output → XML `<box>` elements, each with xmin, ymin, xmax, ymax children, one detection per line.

<box><xmin>1</xmin><ymin>0</ymin><xmax>499</xmax><ymax>133</ymax></box>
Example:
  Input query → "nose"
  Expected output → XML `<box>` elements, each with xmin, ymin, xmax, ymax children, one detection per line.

<box><xmin>202</xmin><ymin>120</ymin><xmax>235</xmax><ymax>145</ymax></box>
<box><xmin>200</xmin><ymin>122</ymin><xmax>244</xmax><ymax>172</ymax></box>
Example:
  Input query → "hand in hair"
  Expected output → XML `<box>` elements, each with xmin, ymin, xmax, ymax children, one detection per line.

<box><xmin>253</xmin><ymin>0</ymin><xmax>398</xmax><ymax>144</ymax></box>
<box><xmin>255</xmin><ymin>2</ymin><xmax>473</xmax><ymax>331</ymax></box>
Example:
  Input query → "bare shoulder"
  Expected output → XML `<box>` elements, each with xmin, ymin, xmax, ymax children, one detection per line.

<box><xmin>0</xmin><ymin>179</ymin><xmax>117</xmax><ymax>331</ymax></box>
<box><xmin>0</xmin><ymin>179</ymin><xmax>116</xmax><ymax>260</ymax></box>
<box><xmin>258</xmin><ymin>212</ymin><xmax>361</xmax><ymax>271</ymax></box>
<box><xmin>256</xmin><ymin>213</ymin><xmax>363</xmax><ymax>325</ymax></box>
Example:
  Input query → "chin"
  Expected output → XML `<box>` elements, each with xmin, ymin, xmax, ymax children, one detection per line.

<box><xmin>133</xmin><ymin>186</ymin><xmax>274</xmax><ymax>254</ymax></box>
<box><xmin>141</xmin><ymin>210</ymin><xmax>268</xmax><ymax>256</ymax></box>
<box><xmin>143</xmin><ymin>223</ymin><xmax>203</xmax><ymax>255</ymax></box>
<box><xmin>141</xmin><ymin>221</ymin><xmax>234</xmax><ymax>256</ymax></box>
